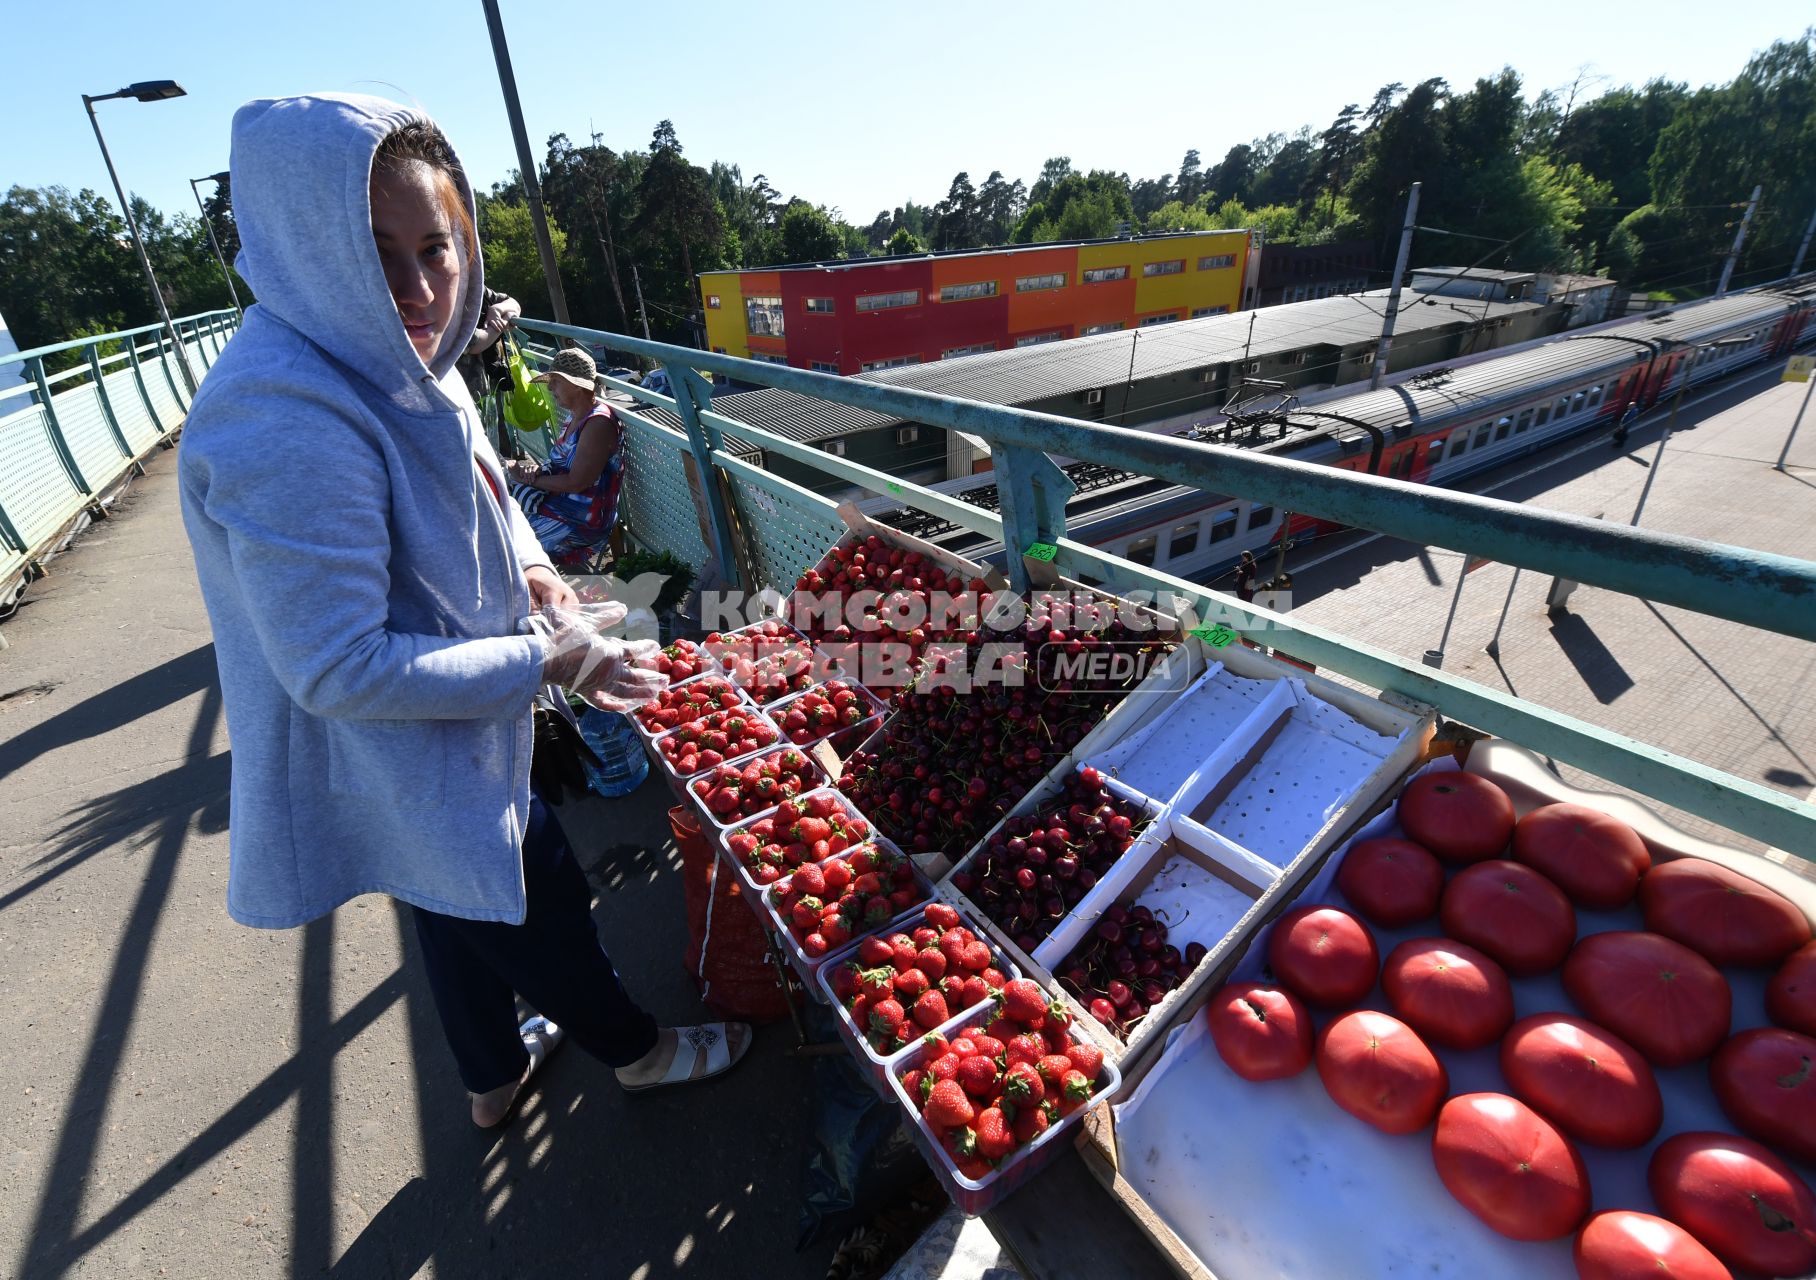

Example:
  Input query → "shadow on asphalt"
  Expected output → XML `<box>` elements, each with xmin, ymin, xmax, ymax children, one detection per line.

<box><xmin>1546</xmin><ymin>612</ymin><xmax>1637</xmax><ymax>705</ymax></box>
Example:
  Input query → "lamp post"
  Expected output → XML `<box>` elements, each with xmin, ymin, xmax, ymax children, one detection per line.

<box><xmin>189</xmin><ymin>171</ymin><xmax>242</xmax><ymax>314</ymax></box>
<box><xmin>82</xmin><ymin>80</ymin><xmax>198</xmax><ymax>395</ymax></box>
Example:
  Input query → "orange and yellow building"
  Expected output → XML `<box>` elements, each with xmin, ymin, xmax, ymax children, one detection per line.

<box><xmin>698</xmin><ymin>230</ymin><xmax>1256</xmax><ymax>375</ymax></box>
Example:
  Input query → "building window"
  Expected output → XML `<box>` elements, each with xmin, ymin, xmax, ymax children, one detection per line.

<box><xmin>1208</xmin><ymin>510</ymin><xmax>1238</xmax><ymax>543</ymax></box>
<box><xmin>712</xmin><ymin>346</ymin><xmax>726</xmax><ymax>354</ymax></box>
<box><xmin>822</xmin><ymin>439</ymin><xmax>847</xmax><ymax>456</ymax></box>
<box><xmin>804</xmin><ymin>297</ymin><xmax>835</xmax><ymax>314</ymax></box>
<box><xmin>1143</xmin><ymin>260</ymin><xmax>1185</xmax><ymax>277</ymax></box>
<box><xmin>941</xmin><ymin>342</ymin><xmax>994</xmax><ymax>359</ymax></box>
<box><xmin>810</xmin><ymin>360</ymin><xmax>840</xmax><ymax>373</ymax></box>
<box><xmin>1247</xmin><ymin>504</ymin><xmax>1274</xmax><ymax>530</ymax></box>
<box><xmin>1198</xmin><ymin>254</ymin><xmax>1236</xmax><ymax>271</ymax></box>
<box><xmin>1139</xmin><ymin>313</ymin><xmax>1180</xmax><ymax>327</ymax></box>
<box><xmin>750</xmin><ymin>353</ymin><xmax>788</xmax><ymax>365</ymax></box>
<box><xmin>1168</xmin><ymin>522</ymin><xmax>1200</xmax><ymax>560</ymax></box>
<box><xmin>1014</xmin><ymin>273</ymin><xmax>1066</xmax><ymax>293</ymax></box>
<box><xmin>938</xmin><ymin>281</ymin><xmax>998</xmax><ymax>302</ymax></box>
<box><xmin>1014</xmin><ymin>332</ymin><xmax>1064</xmax><ymax>347</ymax></box>
<box><xmin>1082</xmin><ymin>266</ymin><xmax>1128</xmax><ymax>284</ymax></box>
<box><xmin>859</xmin><ymin>354</ymin><xmax>922</xmax><ymax>372</ymax></box>
<box><xmin>1126</xmin><ymin>535</ymin><xmax>1157</xmax><ymax>566</ymax></box>
<box><xmin>1190</xmin><ymin>305</ymin><xmax>1230</xmax><ymax>318</ymax></box>
<box><xmin>706</xmin><ymin>294</ymin><xmax>722</xmax><ymax>309</ymax></box>
<box><xmin>745</xmin><ymin>295</ymin><xmax>784</xmax><ymax>338</ymax></box>
<box><xmin>855</xmin><ymin>290</ymin><xmax>920</xmax><ymax>312</ymax></box>
<box><xmin>1080</xmin><ymin>322</ymin><xmax>1125</xmax><ymax>336</ymax></box>
<box><xmin>896</xmin><ymin>426</ymin><xmax>919</xmax><ymax>445</ymax></box>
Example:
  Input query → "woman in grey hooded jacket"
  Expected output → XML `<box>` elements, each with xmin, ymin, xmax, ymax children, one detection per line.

<box><xmin>179</xmin><ymin>93</ymin><xmax>748</xmax><ymax>1126</ymax></box>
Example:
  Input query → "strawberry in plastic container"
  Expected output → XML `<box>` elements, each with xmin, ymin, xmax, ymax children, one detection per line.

<box><xmin>766</xmin><ymin>842</ymin><xmax>925</xmax><ymax>959</ymax></box>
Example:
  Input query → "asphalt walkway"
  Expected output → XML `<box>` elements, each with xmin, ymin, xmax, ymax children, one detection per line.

<box><xmin>0</xmin><ymin>455</ymin><xmax>843</xmax><ymax>1277</ymax></box>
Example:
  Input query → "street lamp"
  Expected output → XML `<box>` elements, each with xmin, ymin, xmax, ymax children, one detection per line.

<box><xmin>189</xmin><ymin>171</ymin><xmax>243</xmax><ymax>314</ymax></box>
<box><xmin>82</xmin><ymin>80</ymin><xmax>199</xmax><ymax>395</ymax></box>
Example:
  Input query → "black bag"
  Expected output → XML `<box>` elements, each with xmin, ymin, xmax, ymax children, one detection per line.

<box><xmin>530</xmin><ymin>694</ymin><xmax>602</xmax><ymax>803</ymax></box>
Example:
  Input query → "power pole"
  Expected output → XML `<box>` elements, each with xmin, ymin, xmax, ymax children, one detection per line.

<box><xmin>1715</xmin><ymin>184</ymin><xmax>1761</xmax><ymax>298</ymax></box>
<box><xmin>1791</xmin><ymin>204</ymin><xmax>1816</xmax><ymax>278</ymax></box>
<box><xmin>1370</xmin><ymin>181</ymin><xmax>1420</xmax><ymax>390</ymax></box>
<box><xmin>630</xmin><ymin>263</ymin><xmax>653</xmax><ymax>341</ymax></box>
<box><xmin>480</xmin><ymin>0</ymin><xmax>571</xmax><ymax>327</ymax></box>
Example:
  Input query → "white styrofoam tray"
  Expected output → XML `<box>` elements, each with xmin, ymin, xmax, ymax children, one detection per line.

<box><xmin>1082</xmin><ymin>661</ymin><xmax>1270</xmax><ymax>804</ymax></box>
<box><xmin>1174</xmin><ymin>677</ymin><xmax>1408</xmax><ymax>870</ymax></box>
<box><xmin>1109</xmin><ymin>758</ymin><xmax>1814</xmax><ymax>1280</ymax></box>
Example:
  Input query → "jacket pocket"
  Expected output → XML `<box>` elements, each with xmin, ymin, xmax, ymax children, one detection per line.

<box><xmin>325</xmin><ymin>718</ymin><xmax>448</xmax><ymax>809</ymax></box>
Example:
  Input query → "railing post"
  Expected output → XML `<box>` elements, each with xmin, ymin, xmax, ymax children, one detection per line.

<box><xmin>667</xmin><ymin>366</ymin><xmax>742</xmax><ymax>588</ymax></box>
<box><xmin>994</xmin><ymin>444</ymin><xmax>1077</xmax><ymax>592</ymax></box>
<box><xmin>28</xmin><ymin>357</ymin><xmax>93</xmax><ymax>495</ymax></box>
<box><xmin>155</xmin><ymin>328</ymin><xmax>188</xmax><ymax>411</ymax></box>
<box><xmin>125</xmin><ymin>337</ymin><xmax>163</xmax><ymax>434</ymax></box>
<box><xmin>85</xmin><ymin>344</ymin><xmax>136</xmax><ymax>459</ymax></box>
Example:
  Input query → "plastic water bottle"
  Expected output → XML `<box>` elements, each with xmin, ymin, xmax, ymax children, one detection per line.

<box><xmin>578</xmin><ymin>706</ymin><xmax>649</xmax><ymax>797</ymax></box>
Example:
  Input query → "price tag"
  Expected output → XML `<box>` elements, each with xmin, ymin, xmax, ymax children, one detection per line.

<box><xmin>1024</xmin><ymin>541</ymin><xmax>1059</xmax><ymax>562</ymax></box>
<box><xmin>1190</xmin><ymin>624</ymin><xmax>1239</xmax><ymax>649</ymax></box>
<box><xmin>885</xmin><ymin>481</ymin><xmax>903</xmax><ymax>495</ymax></box>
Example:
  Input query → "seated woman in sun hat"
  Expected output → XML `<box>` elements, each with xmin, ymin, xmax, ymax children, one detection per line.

<box><xmin>507</xmin><ymin>346</ymin><xmax>626</xmax><ymax>565</ymax></box>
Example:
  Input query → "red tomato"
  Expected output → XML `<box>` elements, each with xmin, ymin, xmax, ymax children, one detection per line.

<box><xmin>1315</xmin><ymin>1009</ymin><xmax>1447</xmax><ymax>1134</ymax></box>
<box><xmin>1512</xmin><ymin>802</ymin><xmax>1651</xmax><ymax>909</ymax></box>
<box><xmin>1766</xmin><ymin>940</ymin><xmax>1816</xmax><ymax>1036</ymax></box>
<box><xmin>1206</xmin><ymin>983</ymin><xmax>1314</xmax><ymax>1083</ymax></box>
<box><xmin>1562</xmin><ymin>931</ymin><xmax>1731</xmax><ymax>1067</ymax></box>
<box><xmin>1639</xmin><ymin>858</ymin><xmax>1812</xmax><ymax>968</ymax></box>
<box><xmin>1336</xmin><ymin>837</ymin><xmax>1444</xmax><ymax>928</ymax></box>
<box><xmin>1432</xmin><ymin>1092</ymin><xmax>1591</xmax><ymax>1242</ymax></box>
<box><xmin>1648</xmin><ymin>1132</ymin><xmax>1816</xmax><ymax>1277</ymax></box>
<box><xmin>1710</xmin><ymin>1027</ymin><xmax>1816</xmax><ymax>1164</ymax></box>
<box><xmin>1396</xmin><ymin>771</ymin><xmax>1515</xmax><ymax>864</ymax></box>
<box><xmin>1381</xmin><ymin>937</ymin><xmax>1514</xmax><ymax>1051</ymax></box>
<box><xmin>1499</xmin><ymin>1014</ymin><xmax>1661</xmax><ymax>1149</ymax></box>
<box><xmin>1574</xmin><ymin>1211</ymin><xmax>1732</xmax><ymax>1280</ymax></box>
<box><xmin>1439</xmin><ymin>860</ymin><xmax>1577</xmax><ymax>976</ymax></box>
<box><xmin>1266</xmin><ymin>906</ymin><xmax>1378</xmax><ymax>1008</ymax></box>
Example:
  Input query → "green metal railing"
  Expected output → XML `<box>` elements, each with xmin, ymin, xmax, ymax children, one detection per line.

<box><xmin>0</xmin><ymin>308</ymin><xmax>239</xmax><ymax>596</ymax></box>
<box><xmin>513</xmin><ymin>317</ymin><xmax>1816</xmax><ymax>860</ymax></box>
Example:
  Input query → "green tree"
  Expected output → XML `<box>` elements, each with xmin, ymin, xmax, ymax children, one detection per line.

<box><xmin>884</xmin><ymin>227</ymin><xmax>925</xmax><ymax>255</ymax></box>
<box><xmin>933</xmin><ymin>172</ymin><xmax>979</xmax><ymax>249</ymax></box>
<box><xmin>1028</xmin><ymin>157</ymin><xmax>1074</xmax><ymax>207</ymax></box>
<box><xmin>629</xmin><ymin>120</ymin><xmax>724</xmax><ymax>316</ymax></box>
<box><xmin>1175</xmin><ymin>150</ymin><xmax>1204</xmax><ymax>204</ymax></box>
<box><xmin>541</xmin><ymin>132</ymin><xmax>634</xmax><ymax>328</ymax></box>
<box><xmin>1144</xmin><ymin>199</ymin><xmax>1216</xmax><ymax>232</ymax></box>
<box><xmin>778</xmin><ymin>200</ymin><xmax>845</xmax><ymax>261</ymax></box>
<box><xmin>976</xmin><ymin>171</ymin><xmax>1026</xmax><ymax>245</ymax></box>
<box><xmin>1012</xmin><ymin>170</ymin><xmax>1133</xmax><ymax>242</ymax></box>
<box><xmin>1207</xmin><ymin>144</ymin><xmax>1255</xmax><ymax>208</ymax></box>
<box><xmin>476</xmin><ymin>196</ymin><xmax>570</xmax><ymax>315</ymax></box>
<box><xmin>1345</xmin><ymin>78</ymin><xmax>1450</xmax><ymax>252</ymax></box>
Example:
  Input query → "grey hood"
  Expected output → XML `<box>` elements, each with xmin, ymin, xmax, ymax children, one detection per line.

<box><xmin>229</xmin><ymin>92</ymin><xmax>485</xmax><ymax>404</ymax></box>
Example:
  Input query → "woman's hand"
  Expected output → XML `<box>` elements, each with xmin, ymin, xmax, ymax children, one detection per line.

<box><xmin>525</xmin><ymin>564</ymin><xmax>577</xmax><ymax>610</ymax></box>
<box><xmin>507</xmin><ymin>459</ymin><xmax>540</xmax><ymax>485</ymax></box>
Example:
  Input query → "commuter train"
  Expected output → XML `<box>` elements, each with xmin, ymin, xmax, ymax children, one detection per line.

<box><xmin>908</xmin><ymin>278</ymin><xmax>1816</xmax><ymax>585</ymax></box>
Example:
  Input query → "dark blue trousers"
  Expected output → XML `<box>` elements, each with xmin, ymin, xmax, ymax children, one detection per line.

<box><xmin>412</xmin><ymin>789</ymin><xmax>659</xmax><ymax>1093</ymax></box>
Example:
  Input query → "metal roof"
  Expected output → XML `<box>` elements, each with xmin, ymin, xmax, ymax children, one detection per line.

<box><xmin>706</xmin><ymin>289</ymin><xmax>1544</xmax><ymax>445</ymax></box>
<box><xmin>1412</xmin><ymin>266</ymin><xmax>1536</xmax><ymax>283</ymax></box>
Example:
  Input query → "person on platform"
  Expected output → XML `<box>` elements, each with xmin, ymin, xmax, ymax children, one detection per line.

<box><xmin>1232</xmin><ymin>551</ymin><xmax>1259</xmax><ymax>603</ymax></box>
<box><xmin>1613</xmin><ymin>400</ymin><xmax>1639</xmax><ymax>448</ymax></box>
<box><xmin>177</xmin><ymin>93</ymin><xmax>749</xmax><ymax>1130</ymax></box>
<box><xmin>506</xmin><ymin>346</ymin><xmax>626</xmax><ymax>565</ymax></box>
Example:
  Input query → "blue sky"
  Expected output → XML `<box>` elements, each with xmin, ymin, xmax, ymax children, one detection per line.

<box><xmin>3</xmin><ymin>0</ymin><xmax>1810</xmax><ymax>229</ymax></box>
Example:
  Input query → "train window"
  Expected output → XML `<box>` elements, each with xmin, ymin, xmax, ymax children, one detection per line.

<box><xmin>1395</xmin><ymin>449</ymin><xmax>1417</xmax><ymax>478</ymax></box>
<box><xmin>1425</xmin><ymin>440</ymin><xmax>1444</xmax><ymax>464</ymax></box>
<box><xmin>1536</xmin><ymin>403</ymin><xmax>1552</xmax><ymax>426</ymax></box>
<box><xmin>1473</xmin><ymin>424</ymin><xmax>1491</xmax><ymax>449</ymax></box>
<box><xmin>1571</xmin><ymin>392</ymin><xmax>1587</xmax><ymax>414</ymax></box>
<box><xmin>1125</xmin><ymin>536</ymin><xmax>1157</xmax><ymax>566</ymax></box>
<box><xmin>1491</xmin><ymin>416</ymin><xmax>1510</xmax><ymax>440</ymax></box>
<box><xmin>1555</xmin><ymin>396</ymin><xmax>1571</xmax><ymax>419</ymax></box>
<box><xmin>1588</xmin><ymin>385</ymin><xmax>1604</xmax><ymax>407</ymax></box>
<box><xmin>1169</xmin><ymin>522</ymin><xmax>1200</xmax><ymax>559</ymax></box>
<box><xmin>1208</xmin><ymin>510</ymin><xmax>1238</xmax><ymax>543</ymax></box>
<box><xmin>1516</xmin><ymin>408</ymin><xmax>1534</xmax><ymax>433</ymax></box>
<box><xmin>1447</xmin><ymin>433</ymin><xmax>1468</xmax><ymax>459</ymax></box>
<box><xmin>1247</xmin><ymin>504</ymin><xmax>1274</xmax><ymax>530</ymax></box>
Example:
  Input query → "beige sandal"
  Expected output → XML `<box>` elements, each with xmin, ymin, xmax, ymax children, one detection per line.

<box><xmin>472</xmin><ymin>1016</ymin><xmax>566</xmax><ymax>1128</ymax></box>
<box><xmin>618</xmin><ymin>1022</ymin><xmax>751</xmax><ymax>1093</ymax></box>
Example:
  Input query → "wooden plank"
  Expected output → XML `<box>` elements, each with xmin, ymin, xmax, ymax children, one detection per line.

<box><xmin>983</xmin><ymin>1146</ymin><xmax>1179</xmax><ymax>1280</ymax></box>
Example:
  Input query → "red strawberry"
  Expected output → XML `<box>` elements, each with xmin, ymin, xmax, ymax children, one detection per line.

<box><xmin>1005</xmin><ymin>1034</ymin><xmax>1046</xmax><ymax>1067</ymax></box>
<box><xmin>803</xmin><ymin>933</ymin><xmax>829</xmax><ymax>958</ymax></box>
<box><xmin>961</xmin><ymin>942</ymin><xmax>993</xmax><ymax>972</ymax></box>
<box><xmin>1003</xmin><ymin>1061</ymin><xmax>1046</xmax><ymax>1105</ymax></box>
<box><xmin>956</xmin><ymin>1055</ymin><xmax>1000</xmax><ymax>1098</ymax></box>
<box><xmin>854</xmin><ymin>965</ymin><xmax>894</xmax><ymax>998</ymax></box>
<box><xmin>1012</xmin><ymin>1102</ymin><xmax>1053</xmax><ymax>1145</ymax></box>
<box><xmin>856</xmin><ymin>936</ymin><xmax>892</xmax><ymax>966</ymax></box>
<box><xmin>1065</xmin><ymin>1042</ymin><xmax>1104</xmax><ymax>1080</ymax></box>
<box><xmin>921</xmin><ymin>1032</ymin><xmax>950</xmax><ymax>1058</ymax></box>
<box><xmin>970</xmin><ymin>1034</ymin><xmax>1006</xmax><ymax>1063</ymax></box>
<box><xmin>916</xmin><ymin>947</ymin><xmax>948</xmax><ymax>980</ymax></box>
<box><xmin>974</xmin><ymin>1107</ymin><xmax>1015</xmax><ymax>1160</ymax></box>
<box><xmin>980</xmin><ymin>966</ymin><xmax>1007</xmax><ymax>990</ymax></box>
<box><xmin>913</xmin><ymin>990</ymin><xmax>950</xmax><ymax>1030</ymax></box>
<box><xmin>1035</xmin><ymin>1054</ymin><xmax>1075</xmax><ymax>1088</ymax></box>
<box><xmin>1001</xmin><ymin>979</ymin><xmax>1047</xmax><ymax>1026</ymax></box>
<box><xmin>900</xmin><ymin>1067</ymin><xmax>925</xmax><ymax>1105</ymax></box>
<box><xmin>792</xmin><ymin>862</ymin><xmax>825</xmax><ymax>898</ymax></box>
<box><xmin>1058</xmin><ymin>1069</ymin><xmax>1093</xmax><ymax>1113</ymax></box>
<box><xmin>924</xmin><ymin>1079</ymin><xmax>975</xmax><ymax>1128</ymax></box>
<box><xmin>940</xmin><ymin>931</ymin><xmax>971</xmax><ymax>968</ymax></box>
<box><xmin>893</xmin><ymin>969</ymin><xmax>931</xmax><ymax>1002</ymax></box>
<box><xmin>925</xmin><ymin>902</ymin><xmax>961</xmax><ymax>931</ymax></box>
<box><xmin>1043</xmin><ymin>999</ymin><xmax>1074</xmax><ymax>1036</ymax></box>
<box><xmin>867</xmin><ymin>998</ymin><xmax>905</xmax><ymax>1039</ymax></box>
<box><xmin>890</xmin><ymin>935</ymin><xmax>919</xmax><ymax>973</ymax></box>
<box><xmin>927</xmin><ymin>1052</ymin><xmax>962</xmax><ymax>1084</ymax></box>
<box><xmin>960</xmin><ymin>976</ymin><xmax>991</xmax><ymax>1008</ymax></box>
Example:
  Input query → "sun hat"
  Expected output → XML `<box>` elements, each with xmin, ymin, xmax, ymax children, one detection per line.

<box><xmin>532</xmin><ymin>346</ymin><xmax>600</xmax><ymax>395</ymax></box>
